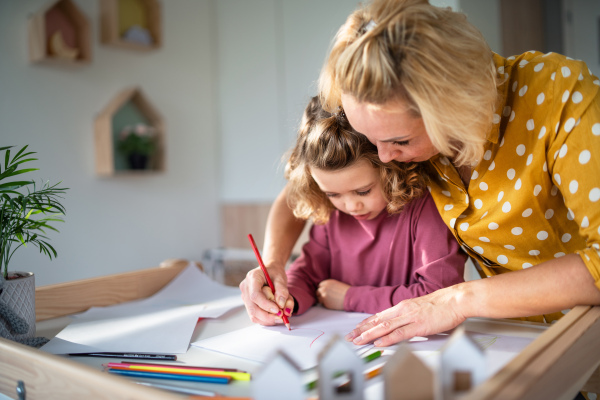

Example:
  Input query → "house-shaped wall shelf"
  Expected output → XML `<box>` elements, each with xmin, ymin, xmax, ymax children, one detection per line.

<box><xmin>100</xmin><ymin>0</ymin><xmax>162</xmax><ymax>51</ymax></box>
<box><xmin>94</xmin><ymin>87</ymin><xmax>166</xmax><ymax>176</ymax></box>
<box><xmin>28</xmin><ymin>0</ymin><xmax>92</xmax><ymax>65</ymax></box>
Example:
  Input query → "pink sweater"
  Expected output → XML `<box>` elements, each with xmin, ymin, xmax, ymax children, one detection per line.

<box><xmin>287</xmin><ymin>192</ymin><xmax>466</xmax><ymax>315</ymax></box>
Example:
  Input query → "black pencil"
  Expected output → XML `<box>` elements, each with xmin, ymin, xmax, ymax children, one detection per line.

<box><xmin>68</xmin><ymin>352</ymin><xmax>177</xmax><ymax>360</ymax></box>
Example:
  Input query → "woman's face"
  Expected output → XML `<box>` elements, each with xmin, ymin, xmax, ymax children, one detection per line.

<box><xmin>310</xmin><ymin>159</ymin><xmax>388</xmax><ymax>221</ymax></box>
<box><xmin>341</xmin><ymin>93</ymin><xmax>439</xmax><ymax>163</ymax></box>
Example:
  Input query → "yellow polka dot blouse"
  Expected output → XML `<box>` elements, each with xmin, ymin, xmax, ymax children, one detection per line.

<box><xmin>427</xmin><ymin>51</ymin><xmax>600</xmax><ymax>323</ymax></box>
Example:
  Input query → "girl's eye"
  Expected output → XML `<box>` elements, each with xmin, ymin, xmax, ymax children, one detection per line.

<box><xmin>356</xmin><ymin>189</ymin><xmax>371</xmax><ymax>196</ymax></box>
<box><xmin>393</xmin><ymin>140</ymin><xmax>409</xmax><ymax>146</ymax></box>
<box><xmin>325</xmin><ymin>193</ymin><xmax>339</xmax><ymax>198</ymax></box>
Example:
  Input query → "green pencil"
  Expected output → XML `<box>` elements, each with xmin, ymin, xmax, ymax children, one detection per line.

<box><xmin>306</xmin><ymin>350</ymin><xmax>383</xmax><ymax>390</ymax></box>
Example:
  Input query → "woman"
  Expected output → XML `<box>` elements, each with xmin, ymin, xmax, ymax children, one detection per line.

<box><xmin>239</xmin><ymin>0</ymin><xmax>600</xmax><ymax>348</ymax></box>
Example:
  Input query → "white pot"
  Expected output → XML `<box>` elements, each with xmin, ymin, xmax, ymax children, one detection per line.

<box><xmin>0</xmin><ymin>272</ymin><xmax>36</xmax><ymax>340</ymax></box>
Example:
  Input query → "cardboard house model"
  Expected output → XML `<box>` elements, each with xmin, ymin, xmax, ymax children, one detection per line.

<box><xmin>384</xmin><ymin>343</ymin><xmax>434</xmax><ymax>400</ymax></box>
<box><xmin>437</xmin><ymin>327</ymin><xmax>486</xmax><ymax>399</ymax></box>
<box><xmin>318</xmin><ymin>336</ymin><xmax>365</xmax><ymax>400</ymax></box>
<box><xmin>253</xmin><ymin>350</ymin><xmax>305</xmax><ymax>400</ymax></box>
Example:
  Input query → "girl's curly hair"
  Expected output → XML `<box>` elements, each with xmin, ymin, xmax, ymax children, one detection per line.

<box><xmin>285</xmin><ymin>96</ymin><xmax>427</xmax><ymax>224</ymax></box>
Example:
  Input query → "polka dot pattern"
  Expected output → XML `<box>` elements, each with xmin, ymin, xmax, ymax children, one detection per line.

<box><xmin>426</xmin><ymin>52</ymin><xmax>600</xmax><ymax>321</ymax></box>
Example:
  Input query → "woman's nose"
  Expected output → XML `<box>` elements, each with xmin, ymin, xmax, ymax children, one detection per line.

<box><xmin>377</xmin><ymin>143</ymin><xmax>399</xmax><ymax>163</ymax></box>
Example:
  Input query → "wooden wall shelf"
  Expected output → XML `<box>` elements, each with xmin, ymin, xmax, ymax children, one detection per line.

<box><xmin>94</xmin><ymin>87</ymin><xmax>166</xmax><ymax>176</ymax></box>
<box><xmin>100</xmin><ymin>0</ymin><xmax>162</xmax><ymax>51</ymax></box>
<box><xmin>28</xmin><ymin>0</ymin><xmax>92</xmax><ymax>65</ymax></box>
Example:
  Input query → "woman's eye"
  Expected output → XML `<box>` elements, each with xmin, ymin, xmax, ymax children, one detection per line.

<box><xmin>326</xmin><ymin>193</ymin><xmax>339</xmax><ymax>198</ymax></box>
<box><xmin>356</xmin><ymin>189</ymin><xmax>371</xmax><ymax>196</ymax></box>
<box><xmin>393</xmin><ymin>140</ymin><xmax>409</xmax><ymax>146</ymax></box>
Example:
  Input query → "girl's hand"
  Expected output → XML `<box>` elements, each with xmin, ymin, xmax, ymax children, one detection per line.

<box><xmin>345</xmin><ymin>284</ymin><xmax>468</xmax><ymax>346</ymax></box>
<box><xmin>239</xmin><ymin>263</ymin><xmax>294</xmax><ymax>326</ymax></box>
<box><xmin>316</xmin><ymin>279</ymin><xmax>350</xmax><ymax>310</ymax></box>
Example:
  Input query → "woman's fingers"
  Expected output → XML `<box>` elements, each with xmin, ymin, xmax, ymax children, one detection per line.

<box><xmin>346</xmin><ymin>313</ymin><xmax>410</xmax><ymax>345</ymax></box>
<box><xmin>242</xmin><ymin>297</ymin><xmax>283</xmax><ymax>326</ymax></box>
<box><xmin>239</xmin><ymin>266</ymin><xmax>293</xmax><ymax>326</ymax></box>
<box><xmin>269</xmin><ymin>267</ymin><xmax>290</xmax><ymax>310</ymax></box>
<box><xmin>346</xmin><ymin>288</ymin><xmax>468</xmax><ymax>346</ymax></box>
<box><xmin>240</xmin><ymin>268</ymin><xmax>279</xmax><ymax>318</ymax></box>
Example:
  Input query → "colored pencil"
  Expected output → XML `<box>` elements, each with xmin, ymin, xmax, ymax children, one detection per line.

<box><xmin>121</xmin><ymin>361</ymin><xmax>243</xmax><ymax>373</ymax></box>
<box><xmin>247</xmin><ymin>233</ymin><xmax>291</xmax><ymax>330</ymax></box>
<box><xmin>306</xmin><ymin>350</ymin><xmax>383</xmax><ymax>390</ymax></box>
<box><xmin>362</xmin><ymin>350</ymin><xmax>382</xmax><ymax>363</ymax></box>
<box><xmin>108</xmin><ymin>369</ymin><xmax>231</xmax><ymax>384</ymax></box>
<box><xmin>107</xmin><ymin>362</ymin><xmax>251</xmax><ymax>381</ymax></box>
<box><xmin>69</xmin><ymin>352</ymin><xmax>177</xmax><ymax>360</ymax></box>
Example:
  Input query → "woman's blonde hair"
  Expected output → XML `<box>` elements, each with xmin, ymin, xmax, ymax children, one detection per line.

<box><xmin>319</xmin><ymin>0</ymin><xmax>499</xmax><ymax>166</ymax></box>
<box><xmin>285</xmin><ymin>96</ymin><xmax>426</xmax><ymax>224</ymax></box>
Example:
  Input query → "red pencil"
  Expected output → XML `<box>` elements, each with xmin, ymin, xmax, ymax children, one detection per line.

<box><xmin>247</xmin><ymin>233</ymin><xmax>291</xmax><ymax>330</ymax></box>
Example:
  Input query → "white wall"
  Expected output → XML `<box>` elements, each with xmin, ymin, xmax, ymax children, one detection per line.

<box><xmin>563</xmin><ymin>0</ymin><xmax>600</xmax><ymax>76</ymax></box>
<box><xmin>0</xmin><ymin>0</ymin><xmax>220</xmax><ymax>286</ymax></box>
<box><xmin>217</xmin><ymin>0</ymin><xmax>363</xmax><ymax>202</ymax></box>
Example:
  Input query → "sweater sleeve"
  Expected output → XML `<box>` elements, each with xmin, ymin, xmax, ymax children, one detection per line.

<box><xmin>344</xmin><ymin>195</ymin><xmax>467</xmax><ymax>314</ymax></box>
<box><xmin>286</xmin><ymin>223</ymin><xmax>332</xmax><ymax>315</ymax></box>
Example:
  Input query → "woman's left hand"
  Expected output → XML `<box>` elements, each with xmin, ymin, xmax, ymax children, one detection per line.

<box><xmin>345</xmin><ymin>284</ymin><xmax>469</xmax><ymax>347</ymax></box>
<box><xmin>316</xmin><ymin>279</ymin><xmax>350</xmax><ymax>310</ymax></box>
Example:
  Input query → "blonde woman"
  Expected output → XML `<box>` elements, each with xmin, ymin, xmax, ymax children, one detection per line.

<box><xmin>240</xmin><ymin>0</ymin><xmax>600</xmax><ymax>354</ymax></box>
<box><xmin>240</xmin><ymin>96</ymin><xmax>465</xmax><ymax>324</ymax></box>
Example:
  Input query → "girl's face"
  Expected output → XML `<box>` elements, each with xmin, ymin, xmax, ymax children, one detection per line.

<box><xmin>310</xmin><ymin>159</ymin><xmax>388</xmax><ymax>220</ymax></box>
<box><xmin>341</xmin><ymin>93</ymin><xmax>439</xmax><ymax>163</ymax></box>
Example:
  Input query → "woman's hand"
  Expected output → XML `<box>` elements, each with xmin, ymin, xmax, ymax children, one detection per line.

<box><xmin>239</xmin><ymin>262</ymin><xmax>295</xmax><ymax>326</ymax></box>
<box><xmin>316</xmin><ymin>279</ymin><xmax>350</xmax><ymax>310</ymax></box>
<box><xmin>345</xmin><ymin>284</ymin><xmax>469</xmax><ymax>347</ymax></box>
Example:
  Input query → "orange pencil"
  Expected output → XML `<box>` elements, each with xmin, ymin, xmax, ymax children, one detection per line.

<box><xmin>247</xmin><ymin>233</ymin><xmax>291</xmax><ymax>330</ymax></box>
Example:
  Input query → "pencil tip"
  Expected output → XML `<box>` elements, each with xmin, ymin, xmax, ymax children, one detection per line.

<box><xmin>286</xmin><ymin>323</ymin><xmax>291</xmax><ymax>331</ymax></box>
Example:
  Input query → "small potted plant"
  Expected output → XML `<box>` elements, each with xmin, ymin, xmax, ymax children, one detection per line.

<box><xmin>0</xmin><ymin>145</ymin><xmax>68</xmax><ymax>344</ymax></box>
<box><xmin>117</xmin><ymin>123</ymin><xmax>157</xmax><ymax>170</ymax></box>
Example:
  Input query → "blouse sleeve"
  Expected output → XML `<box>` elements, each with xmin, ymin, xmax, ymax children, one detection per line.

<box><xmin>547</xmin><ymin>60</ymin><xmax>600</xmax><ymax>290</ymax></box>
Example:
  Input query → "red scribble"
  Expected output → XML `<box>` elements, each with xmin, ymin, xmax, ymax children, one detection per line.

<box><xmin>290</xmin><ymin>327</ymin><xmax>325</xmax><ymax>347</ymax></box>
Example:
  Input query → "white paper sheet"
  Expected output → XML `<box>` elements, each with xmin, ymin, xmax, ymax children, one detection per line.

<box><xmin>40</xmin><ymin>263</ymin><xmax>244</xmax><ymax>355</ymax></box>
<box><xmin>192</xmin><ymin>306</ymin><xmax>378</xmax><ymax>370</ymax></box>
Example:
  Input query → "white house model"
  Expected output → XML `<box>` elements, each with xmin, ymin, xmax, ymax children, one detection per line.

<box><xmin>437</xmin><ymin>326</ymin><xmax>487</xmax><ymax>399</ymax></box>
<box><xmin>253</xmin><ymin>350</ymin><xmax>305</xmax><ymax>400</ymax></box>
<box><xmin>318</xmin><ymin>335</ymin><xmax>365</xmax><ymax>400</ymax></box>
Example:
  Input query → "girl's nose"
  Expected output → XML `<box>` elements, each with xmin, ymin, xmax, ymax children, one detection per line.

<box><xmin>346</xmin><ymin>199</ymin><xmax>363</xmax><ymax>213</ymax></box>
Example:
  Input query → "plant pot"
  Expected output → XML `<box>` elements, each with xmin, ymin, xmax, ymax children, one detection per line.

<box><xmin>0</xmin><ymin>272</ymin><xmax>36</xmax><ymax>340</ymax></box>
<box><xmin>127</xmin><ymin>153</ymin><xmax>149</xmax><ymax>170</ymax></box>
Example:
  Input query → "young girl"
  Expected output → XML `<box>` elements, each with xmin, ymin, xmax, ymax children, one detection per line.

<box><xmin>240</xmin><ymin>96</ymin><xmax>466</xmax><ymax>322</ymax></box>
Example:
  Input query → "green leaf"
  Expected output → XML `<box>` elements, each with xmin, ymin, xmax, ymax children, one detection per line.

<box><xmin>0</xmin><ymin>181</ymin><xmax>33</xmax><ymax>189</ymax></box>
<box><xmin>15</xmin><ymin>232</ymin><xmax>25</xmax><ymax>245</ymax></box>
